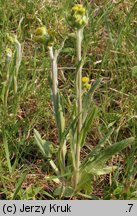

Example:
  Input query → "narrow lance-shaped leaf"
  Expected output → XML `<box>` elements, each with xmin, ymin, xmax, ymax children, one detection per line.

<box><xmin>90</xmin><ymin>166</ymin><xmax>117</xmax><ymax>176</ymax></box>
<box><xmin>81</xmin><ymin>127</ymin><xmax>114</xmax><ymax>168</ymax></box>
<box><xmin>82</xmin><ymin>137</ymin><xmax>135</xmax><ymax>174</ymax></box>
<box><xmin>82</xmin><ymin>78</ymin><xmax>100</xmax><ymax>121</ymax></box>
<box><xmin>12</xmin><ymin>172</ymin><xmax>27</xmax><ymax>199</ymax></box>
<box><xmin>94</xmin><ymin>137</ymin><xmax>135</xmax><ymax>165</ymax></box>
<box><xmin>79</xmin><ymin>106</ymin><xmax>98</xmax><ymax>147</ymax></box>
<box><xmin>34</xmin><ymin>129</ymin><xmax>59</xmax><ymax>175</ymax></box>
<box><xmin>3</xmin><ymin>133</ymin><xmax>12</xmax><ymax>173</ymax></box>
<box><xmin>34</xmin><ymin>129</ymin><xmax>46</xmax><ymax>157</ymax></box>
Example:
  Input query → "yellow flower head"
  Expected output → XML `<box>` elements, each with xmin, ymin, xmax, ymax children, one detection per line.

<box><xmin>68</xmin><ymin>4</ymin><xmax>88</xmax><ymax>29</ymax></box>
<box><xmin>82</xmin><ymin>76</ymin><xmax>89</xmax><ymax>83</ymax></box>
<box><xmin>72</xmin><ymin>4</ymin><xmax>86</xmax><ymax>15</ymax></box>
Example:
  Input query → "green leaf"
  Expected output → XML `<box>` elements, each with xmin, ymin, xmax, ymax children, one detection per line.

<box><xmin>98</xmin><ymin>128</ymin><xmax>114</xmax><ymax>147</ymax></box>
<box><xmin>3</xmin><ymin>133</ymin><xmax>12</xmax><ymax>173</ymax></box>
<box><xmin>57</xmin><ymin>92</ymin><xmax>65</xmax><ymax>136</ymax></box>
<box><xmin>1</xmin><ymin>82</ymin><xmax>6</xmax><ymax>103</ymax></box>
<box><xmin>42</xmin><ymin>191</ymin><xmax>55</xmax><ymax>199</ymax></box>
<box><xmin>82</xmin><ymin>137</ymin><xmax>135</xmax><ymax>174</ymax></box>
<box><xmin>34</xmin><ymin>129</ymin><xmax>59</xmax><ymax>175</ymax></box>
<box><xmin>82</xmin><ymin>128</ymin><xmax>114</xmax><ymax>165</ymax></box>
<box><xmin>78</xmin><ymin>165</ymin><xmax>116</xmax><ymax>194</ymax></box>
<box><xmin>55</xmin><ymin>93</ymin><xmax>67</xmax><ymax>170</ymax></box>
<box><xmin>53</xmin><ymin>186</ymin><xmax>74</xmax><ymax>198</ymax></box>
<box><xmin>34</xmin><ymin>129</ymin><xmax>46</xmax><ymax>157</ymax></box>
<box><xmin>24</xmin><ymin>186</ymin><xmax>43</xmax><ymax>200</ymax></box>
<box><xmin>43</xmin><ymin>141</ymin><xmax>53</xmax><ymax>158</ymax></box>
<box><xmin>45</xmin><ymin>171</ymin><xmax>72</xmax><ymax>183</ymax></box>
<box><xmin>132</xmin><ymin>66</ymin><xmax>137</xmax><ymax>77</ymax></box>
<box><xmin>93</xmin><ymin>137</ymin><xmax>135</xmax><ymax>166</ymax></box>
<box><xmin>77</xmin><ymin>192</ymin><xmax>93</xmax><ymax>199</ymax></box>
<box><xmin>87</xmin><ymin>166</ymin><xmax>117</xmax><ymax>175</ymax></box>
<box><xmin>12</xmin><ymin>172</ymin><xmax>27</xmax><ymax>199</ymax></box>
<box><xmin>45</xmin><ymin>176</ymin><xmax>60</xmax><ymax>184</ymax></box>
<box><xmin>50</xmin><ymin>91</ymin><xmax>65</xmax><ymax>141</ymax></box>
<box><xmin>67</xmin><ymin>113</ymin><xmax>81</xmax><ymax>169</ymax></box>
<box><xmin>76</xmin><ymin>172</ymin><xmax>93</xmax><ymax>194</ymax></box>
<box><xmin>83</xmin><ymin>78</ymin><xmax>100</xmax><ymax>120</ymax></box>
<box><xmin>80</xmin><ymin>106</ymin><xmax>98</xmax><ymax>147</ymax></box>
<box><xmin>34</xmin><ymin>129</ymin><xmax>54</xmax><ymax>158</ymax></box>
<box><xmin>59</xmin><ymin>112</ymin><xmax>80</xmax><ymax>149</ymax></box>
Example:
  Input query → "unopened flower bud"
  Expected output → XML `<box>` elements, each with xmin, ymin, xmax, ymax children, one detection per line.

<box><xmin>84</xmin><ymin>83</ymin><xmax>91</xmax><ymax>90</ymax></box>
<box><xmin>34</xmin><ymin>26</ymin><xmax>55</xmax><ymax>47</ymax></box>
<box><xmin>34</xmin><ymin>26</ymin><xmax>48</xmax><ymax>43</ymax></box>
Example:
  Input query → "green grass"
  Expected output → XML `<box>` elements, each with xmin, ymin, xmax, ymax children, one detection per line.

<box><xmin>0</xmin><ymin>0</ymin><xmax>137</xmax><ymax>200</ymax></box>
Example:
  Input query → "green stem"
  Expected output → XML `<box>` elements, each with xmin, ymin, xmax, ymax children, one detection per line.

<box><xmin>49</xmin><ymin>46</ymin><xmax>58</xmax><ymax>110</ymax></box>
<box><xmin>14</xmin><ymin>39</ymin><xmax>22</xmax><ymax>94</ymax></box>
<box><xmin>4</xmin><ymin>69</ymin><xmax>12</xmax><ymax>109</ymax></box>
<box><xmin>13</xmin><ymin>75</ymin><xmax>17</xmax><ymax>94</ymax></box>
<box><xmin>74</xmin><ymin>28</ymin><xmax>83</xmax><ymax>189</ymax></box>
<box><xmin>4</xmin><ymin>80</ymin><xmax>9</xmax><ymax>108</ymax></box>
<box><xmin>76</xmin><ymin>29</ymin><xmax>83</xmax><ymax>131</ymax></box>
<box><xmin>3</xmin><ymin>132</ymin><xmax>12</xmax><ymax>173</ymax></box>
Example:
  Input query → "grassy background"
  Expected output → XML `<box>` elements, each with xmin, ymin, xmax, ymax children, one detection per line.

<box><xmin>0</xmin><ymin>0</ymin><xmax>137</xmax><ymax>199</ymax></box>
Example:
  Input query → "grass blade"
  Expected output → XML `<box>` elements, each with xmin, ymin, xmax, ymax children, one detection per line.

<box><xmin>12</xmin><ymin>172</ymin><xmax>27</xmax><ymax>200</ymax></box>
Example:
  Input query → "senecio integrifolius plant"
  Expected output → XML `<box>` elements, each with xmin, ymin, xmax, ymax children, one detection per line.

<box><xmin>34</xmin><ymin>4</ymin><xmax>135</xmax><ymax>198</ymax></box>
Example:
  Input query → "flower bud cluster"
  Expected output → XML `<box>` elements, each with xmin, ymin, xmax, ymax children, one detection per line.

<box><xmin>82</xmin><ymin>76</ymin><xmax>91</xmax><ymax>90</ymax></box>
<box><xmin>68</xmin><ymin>4</ymin><xmax>88</xmax><ymax>29</ymax></box>
<box><xmin>34</xmin><ymin>26</ymin><xmax>55</xmax><ymax>47</ymax></box>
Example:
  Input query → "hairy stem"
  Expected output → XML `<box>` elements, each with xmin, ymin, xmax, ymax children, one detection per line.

<box><xmin>74</xmin><ymin>28</ymin><xmax>83</xmax><ymax>189</ymax></box>
<box><xmin>14</xmin><ymin>39</ymin><xmax>22</xmax><ymax>94</ymax></box>
<box><xmin>49</xmin><ymin>46</ymin><xmax>58</xmax><ymax>110</ymax></box>
<box><xmin>49</xmin><ymin>46</ymin><xmax>66</xmax><ymax>173</ymax></box>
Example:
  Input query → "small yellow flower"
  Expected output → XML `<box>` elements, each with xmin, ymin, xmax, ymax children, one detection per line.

<box><xmin>84</xmin><ymin>83</ymin><xmax>91</xmax><ymax>90</ymax></box>
<box><xmin>82</xmin><ymin>76</ymin><xmax>89</xmax><ymax>83</ymax></box>
<box><xmin>72</xmin><ymin>4</ymin><xmax>86</xmax><ymax>15</ymax></box>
